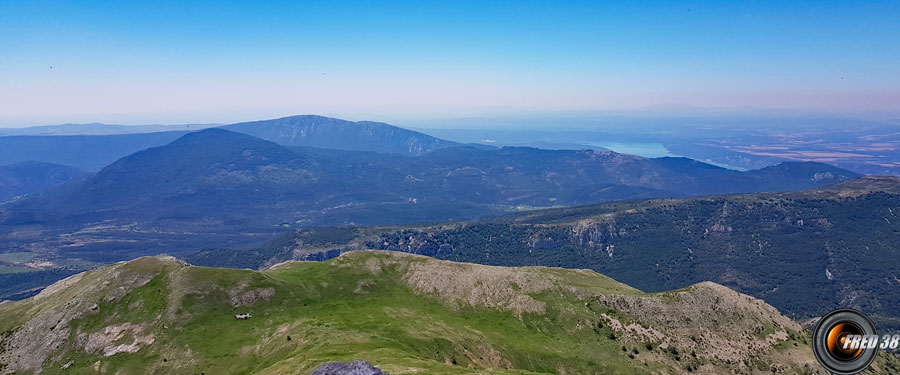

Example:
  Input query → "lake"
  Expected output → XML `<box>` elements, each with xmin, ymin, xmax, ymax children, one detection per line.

<box><xmin>584</xmin><ymin>142</ymin><xmax>675</xmax><ymax>158</ymax></box>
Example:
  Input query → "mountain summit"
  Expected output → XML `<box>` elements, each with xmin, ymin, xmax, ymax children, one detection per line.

<box><xmin>7</xmin><ymin>251</ymin><xmax>895</xmax><ymax>374</ymax></box>
<box><xmin>223</xmin><ymin>115</ymin><xmax>463</xmax><ymax>156</ymax></box>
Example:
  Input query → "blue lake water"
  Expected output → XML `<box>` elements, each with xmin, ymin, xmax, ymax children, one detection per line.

<box><xmin>584</xmin><ymin>142</ymin><xmax>674</xmax><ymax>158</ymax></box>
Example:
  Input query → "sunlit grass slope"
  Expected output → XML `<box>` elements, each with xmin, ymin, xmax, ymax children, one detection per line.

<box><xmin>1</xmin><ymin>251</ymin><xmax>898</xmax><ymax>374</ymax></box>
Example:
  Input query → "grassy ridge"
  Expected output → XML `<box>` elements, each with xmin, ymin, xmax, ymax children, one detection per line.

<box><xmin>44</xmin><ymin>255</ymin><xmax>654</xmax><ymax>374</ymax></box>
<box><xmin>4</xmin><ymin>252</ymin><xmax>875</xmax><ymax>374</ymax></box>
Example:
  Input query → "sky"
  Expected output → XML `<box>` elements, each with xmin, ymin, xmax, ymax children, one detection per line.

<box><xmin>1</xmin><ymin>0</ymin><xmax>899</xmax><ymax>127</ymax></box>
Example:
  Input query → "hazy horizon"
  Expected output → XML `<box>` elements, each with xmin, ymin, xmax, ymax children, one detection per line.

<box><xmin>2</xmin><ymin>109</ymin><xmax>900</xmax><ymax>131</ymax></box>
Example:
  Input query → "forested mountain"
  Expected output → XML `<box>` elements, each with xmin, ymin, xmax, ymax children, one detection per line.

<box><xmin>0</xmin><ymin>128</ymin><xmax>859</xmax><ymax>301</ymax></box>
<box><xmin>2</xmin><ymin>129</ymin><xmax>857</xmax><ymax>234</ymax></box>
<box><xmin>0</xmin><ymin>115</ymin><xmax>463</xmax><ymax>170</ymax></box>
<box><xmin>196</xmin><ymin>177</ymin><xmax>900</xmax><ymax>330</ymax></box>
<box><xmin>222</xmin><ymin>115</ymin><xmax>467</xmax><ymax>156</ymax></box>
<box><xmin>0</xmin><ymin>162</ymin><xmax>87</xmax><ymax>202</ymax></box>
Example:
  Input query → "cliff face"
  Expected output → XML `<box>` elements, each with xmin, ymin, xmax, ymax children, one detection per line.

<box><xmin>5</xmin><ymin>251</ymin><xmax>896</xmax><ymax>374</ymax></box>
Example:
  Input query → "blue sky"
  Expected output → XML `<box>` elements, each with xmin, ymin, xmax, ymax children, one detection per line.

<box><xmin>1</xmin><ymin>0</ymin><xmax>898</xmax><ymax>126</ymax></box>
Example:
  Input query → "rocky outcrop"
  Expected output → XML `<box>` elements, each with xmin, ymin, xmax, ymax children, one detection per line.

<box><xmin>0</xmin><ymin>256</ymin><xmax>184</xmax><ymax>374</ymax></box>
<box><xmin>312</xmin><ymin>360</ymin><xmax>388</xmax><ymax>375</ymax></box>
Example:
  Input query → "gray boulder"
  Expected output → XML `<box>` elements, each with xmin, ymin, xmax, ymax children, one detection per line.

<box><xmin>311</xmin><ymin>360</ymin><xmax>388</xmax><ymax>375</ymax></box>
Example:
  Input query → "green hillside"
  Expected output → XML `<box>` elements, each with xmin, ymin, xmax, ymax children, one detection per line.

<box><xmin>7</xmin><ymin>252</ymin><xmax>896</xmax><ymax>374</ymax></box>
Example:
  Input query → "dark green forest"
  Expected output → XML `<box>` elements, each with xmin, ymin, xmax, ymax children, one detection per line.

<box><xmin>193</xmin><ymin>178</ymin><xmax>900</xmax><ymax>329</ymax></box>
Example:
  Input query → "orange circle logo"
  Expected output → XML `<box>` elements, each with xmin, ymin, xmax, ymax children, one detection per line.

<box><xmin>813</xmin><ymin>309</ymin><xmax>878</xmax><ymax>375</ymax></box>
<box><xmin>825</xmin><ymin>322</ymin><xmax>863</xmax><ymax>361</ymax></box>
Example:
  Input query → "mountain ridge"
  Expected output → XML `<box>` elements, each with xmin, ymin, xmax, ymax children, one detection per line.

<box><xmin>0</xmin><ymin>128</ymin><xmax>861</xmax><ymax>304</ymax></box>
<box><xmin>0</xmin><ymin>123</ymin><xmax>216</xmax><ymax>136</ymax></box>
<box><xmin>7</xmin><ymin>251</ymin><xmax>897</xmax><ymax>374</ymax></box>
<box><xmin>0</xmin><ymin>161</ymin><xmax>87</xmax><ymax>202</ymax></box>
<box><xmin>1</xmin><ymin>129</ymin><xmax>859</xmax><ymax>233</ymax></box>
<box><xmin>222</xmin><ymin>115</ymin><xmax>469</xmax><ymax>156</ymax></box>
<box><xmin>193</xmin><ymin>176</ymin><xmax>900</xmax><ymax>331</ymax></box>
<box><xmin>0</xmin><ymin>132</ymin><xmax>190</xmax><ymax>171</ymax></box>
<box><xmin>0</xmin><ymin>115</ymin><xmax>466</xmax><ymax>170</ymax></box>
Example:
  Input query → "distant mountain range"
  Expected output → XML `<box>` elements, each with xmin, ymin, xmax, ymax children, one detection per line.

<box><xmin>1</xmin><ymin>115</ymin><xmax>898</xmax><ymax>375</ymax></box>
<box><xmin>0</xmin><ymin>123</ymin><xmax>216</xmax><ymax>136</ymax></box>
<box><xmin>0</xmin><ymin>115</ymin><xmax>866</xmax><ymax>304</ymax></box>
<box><xmin>0</xmin><ymin>115</ymin><xmax>476</xmax><ymax>170</ymax></box>
<box><xmin>202</xmin><ymin>177</ymin><xmax>900</xmax><ymax>330</ymax></box>
<box><xmin>0</xmin><ymin>126</ymin><xmax>860</xmax><ymax>300</ymax></box>
<box><xmin>0</xmin><ymin>162</ymin><xmax>87</xmax><ymax>202</ymax></box>
<box><xmin>2</xmin><ymin>128</ymin><xmax>858</xmax><ymax>233</ymax></box>
<box><xmin>0</xmin><ymin>132</ymin><xmax>190</xmax><ymax>171</ymax></box>
<box><xmin>1</xmin><ymin>116</ymin><xmax>464</xmax><ymax>157</ymax></box>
